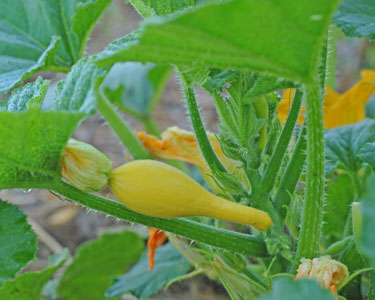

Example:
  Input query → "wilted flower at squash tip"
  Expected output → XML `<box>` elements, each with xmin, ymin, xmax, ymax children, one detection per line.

<box><xmin>62</xmin><ymin>139</ymin><xmax>112</xmax><ymax>192</ymax></box>
<box><xmin>278</xmin><ymin>69</ymin><xmax>375</xmax><ymax>128</ymax></box>
<box><xmin>296</xmin><ymin>256</ymin><xmax>349</xmax><ymax>294</ymax></box>
<box><xmin>136</xmin><ymin>127</ymin><xmax>248</xmax><ymax>192</ymax></box>
<box><xmin>147</xmin><ymin>227</ymin><xmax>167</xmax><ymax>270</ymax></box>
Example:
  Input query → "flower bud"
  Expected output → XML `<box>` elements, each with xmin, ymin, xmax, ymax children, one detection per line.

<box><xmin>109</xmin><ymin>160</ymin><xmax>272</xmax><ymax>231</ymax></box>
<box><xmin>62</xmin><ymin>139</ymin><xmax>112</xmax><ymax>192</ymax></box>
<box><xmin>296</xmin><ymin>256</ymin><xmax>349</xmax><ymax>294</ymax></box>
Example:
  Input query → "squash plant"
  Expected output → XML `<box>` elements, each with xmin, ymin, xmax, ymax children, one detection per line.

<box><xmin>0</xmin><ymin>0</ymin><xmax>375</xmax><ymax>299</ymax></box>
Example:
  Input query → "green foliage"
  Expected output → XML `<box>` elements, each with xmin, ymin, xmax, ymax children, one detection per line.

<box><xmin>106</xmin><ymin>243</ymin><xmax>190</xmax><ymax>299</ymax></box>
<box><xmin>54</xmin><ymin>57</ymin><xmax>110</xmax><ymax>114</ymax></box>
<box><xmin>102</xmin><ymin>62</ymin><xmax>172</xmax><ymax>117</ymax></box>
<box><xmin>357</xmin><ymin>175</ymin><xmax>375</xmax><ymax>262</ymax></box>
<box><xmin>259</xmin><ymin>278</ymin><xmax>335</xmax><ymax>300</ymax></box>
<box><xmin>129</xmin><ymin>0</ymin><xmax>204</xmax><ymax>18</ymax></box>
<box><xmin>0</xmin><ymin>0</ymin><xmax>111</xmax><ymax>93</ymax></box>
<box><xmin>0</xmin><ymin>250</ymin><xmax>68</xmax><ymax>300</ymax></box>
<box><xmin>57</xmin><ymin>231</ymin><xmax>144</xmax><ymax>300</ymax></box>
<box><xmin>0</xmin><ymin>109</ymin><xmax>84</xmax><ymax>188</ymax></box>
<box><xmin>358</xmin><ymin>142</ymin><xmax>375</xmax><ymax>170</ymax></box>
<box><xmin>0</xmin><ymin>200</ymin><xmax>37</xmax><ymax>286</ymax></box>
<box><xmin>212</xmin><ymin>256</ymin><xmax>266</xmax><ymax>299</ymax></box>
<box><xmin>323</xmin><ymin>174</ymin><xmax>355</xmax><ymax>244</ymax></box>
<box><xmin>333</xmin><ymin>0</ymin><xmax>375</xmax><ymax>40</ymax></box>
<box><xmin>0</xmin><ymin>77</ymin><xmax>50</xmax><ymax>112</ymax></box>
<box><xmin>96</xmin><ymin>0</ymin><xmax>339</xmax><ymax>83</ymax></box>
<box><xmin>325</xmin><ymin>119</ymin><xmax>375</xmax><ymax>174</ymax></box>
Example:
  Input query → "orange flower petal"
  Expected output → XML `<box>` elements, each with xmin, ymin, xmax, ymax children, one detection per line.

<box><xmin>147</xmin><ymin>227</ymin><xmax>167</xmax><ymax>270</ymax></box>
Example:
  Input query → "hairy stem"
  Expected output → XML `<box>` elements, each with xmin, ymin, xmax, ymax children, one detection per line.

<box><xmin>274</xmin><ymin>123</ymin><xmax>307</xmax><ymax>218</ymax></box>
<box><xmin>261</xmin><ymin>89</ymin><xmax>303</xmax><ymax>195</ymax></box>
<box><xmin>295</xmin><ymin>76</ymin><xmax>325</xmax><ymax>261</ymax></box>
<box><xmin>179</xmin><ymin>73</ymin><xmax>228</xmax><ymax>174</ymax></box>
<box><xmin>51</xmin><ymin>180</ymin><xmax>268</xmax><ymax>257</ymax></box>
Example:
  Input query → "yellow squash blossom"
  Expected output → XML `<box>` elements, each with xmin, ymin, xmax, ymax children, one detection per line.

<box><xmin>62</xmin><ymin>139</ymin><xmax>112</xmax><ymax>192</ymax></box>
<box><xmin>296</xmin><ymin>256</ymin><xmax>349</xmax><ymax>294</ymax></box>
<box><xmin>109</xmin><ymin>160</ymin><xmax>272</xmax><ymax>231</ymax></box>
<box><xmin>277</xmin><ymin>70</ymin><xmax>375</xmax><ymax>128</ymax></box>
<box><xmin>136</xmin><ymin>127</ymin><xmax>247</xmax><ymax>192</ymax></box>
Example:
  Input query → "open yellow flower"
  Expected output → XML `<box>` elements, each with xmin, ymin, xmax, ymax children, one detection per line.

<box><xmin>136</xmin><ymin>127</ymin><xmax>248</xmax><ymax>192</ymax></box>
<box><xmin>277</xmin><ymin>70</ymin><xmax>375</xmax><ymax>128</ymax></box>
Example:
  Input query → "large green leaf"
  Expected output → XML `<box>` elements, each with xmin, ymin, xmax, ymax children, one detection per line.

<box><xmin>96</xmin><ymin>0</ymin><xmax>340</xmax><ymax>83</ymax></box>
<box><xmin>0</xmin><ymin>249</ymin><xmax>68</xmax><ymax>300</ymax></box>
<box><xmin>106</xmin><ymin>243</ymin><xmax>190</xmax><ymax>299</ymax></box>
<box><xmin>102</xmin><ymin>62</ymin><xmax>171</xmax><ymax>117</ymax></box>
<box><xmin>57</xmin><ymin>232</ymin><xmax>144</xmax><ymax>300</ymax></box>
<box><xmin>323</xmin><ymin>174</ymin><xmax>355</xmax><ymax>245</ymax></box>
<box><xmin>333</xmin><ymin>0</ymin><xmax>375</xmax><ymax>40</ymax></box>
<box><xmin>259</xmin><ymin>278</ymin><xmax>335</xmax><ymax>300</ymax></box>
<box><xmin>325</xmin><ymin>119</ymin><xmax>375</xmax><ymax>175</ymax></box>
<box><xmin>0</xmin><ymin>0</ymin><xmax>111</xmax><ymax>93</ymax></box>
<box><xmin>129</xmin><ymin>0</ymin><xmax>204</xmax><ymax>18</ymax></box>
<box><xmin>0</xmin><ymin>200</ymin><xmax>37</xmax><ymax>286</ymax></box>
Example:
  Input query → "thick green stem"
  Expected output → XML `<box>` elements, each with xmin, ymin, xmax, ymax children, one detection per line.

<box><xmin>50</xmin><ymin>180</ymin><xmax>268</xmax><ymax>257</ymax></box>
<box><xmin>97</xmin><ymin>93</ymin><xmax>150</xmax><ymax>160</ymax></box>
<box><xmin>179</xmin><ymin>74</ymin><xmax>228</xmax><ymax>174</ymax></box>
<box><xmin>295</xmin><ymin>77</ymin><xmax>325</xmax><ymax>261</ymax></box>
<box><xmin>274</xmin><ymin>124</ymin><xmax>307</xmax><ymax>218</ymax></box>
<box><xmin>260</xmin><ymin>89</ymin><xmax>303</xmax><ymax>195</ymax></box>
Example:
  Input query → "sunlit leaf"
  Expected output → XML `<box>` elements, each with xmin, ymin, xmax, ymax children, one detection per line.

<box><xmin>96</xmin><ymin>0</ymin><xmax>340</xmax><ymax>83</ymax></box>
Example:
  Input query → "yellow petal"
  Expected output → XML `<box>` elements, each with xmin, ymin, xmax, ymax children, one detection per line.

<box><xmin>296</xmin><ymin>256</ymin><xmax>349</xmax><ymax>295</ymax></box>
<box><xmin>277</xmin><ymin>89</ymin><xmax>305</xmax><ymax>125</ymax></box>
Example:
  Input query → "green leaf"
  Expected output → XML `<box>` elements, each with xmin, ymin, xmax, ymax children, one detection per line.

<box><xmin>243</xmin><ymin>74</ymin><xmax>296</xmax><ymax>101</ymax></box>
<box><xmin>0</xmin><ymin>0</ymin><xmax>111</xmax><ymax>92</ymax></box>
<box><xmin>358</xmin><ymin>142</ymin><xmax>375</xmax><ymax>170</ymax></box>
<box><xmin>54</xmin><ymin>57</ymin><xmax>110</xmax><ymax>114</ymax></box>
<box><xmin>96</xmin><ymin>0</ymin><xmax>340</xmax><ymax>83</ymax></box>
<box><xmin>333</xmin><ymin>0</ymin><xmax>375</xmax><ymax>40</ymax></box>
<box><xmin>0</xmin><ymin>77</ymin><xmax>50</xmax><ymax>112</ymax></box>
<box><xmin>0</xmin><ymin>200</ymin><xmax>37</xmax><ymax>285</ymax></box>
<box><xmin>102</xmin><ymin>62</ymin><xmax>171</xmax><ymax>116</ymax></box>
<box><xmin>129</xmin><ymin>0</ymin><xmax>204</xmax><ymax>18</ymax></box>
<box><xmin>57</xmin><ymin>231</ymin><xmax>144</xmax><ymax>300</ymax></box>
<box><xmin>106</xmin><ymin>243</ymin><xmax>190</xmax><ymax>299</ymax></box>
<box><xmin>0</xmin><ymin>249</ymin><xmax>68</xmax><ymax>300</ymax></box>
<box><xmin>212</xmin><ymin>256</ymin><xmax>266</xmax><ymax>300</ymax></box>
<box><xmin>323</xmin><ymin>174</ymin><xmax>355</xmax><ymax>245</ymax></box>
<box><xmin>357</xmin><ymin>175</ymin><xmax>375</xmax><ymax>261</ymax></box>
<box><xmin>0</xmin><ymin>109</ymin><xmax>84</xmax><ymax>189</ymax></box>
<box><xmin>259</xmin><ymin>278</ymin><xmax>335</xmax><ymax>300</ymax></box>
<box><xmin>325</xmin><ymin>119</ymin><xmax>375</xmax><ymax>174</ymax></box>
